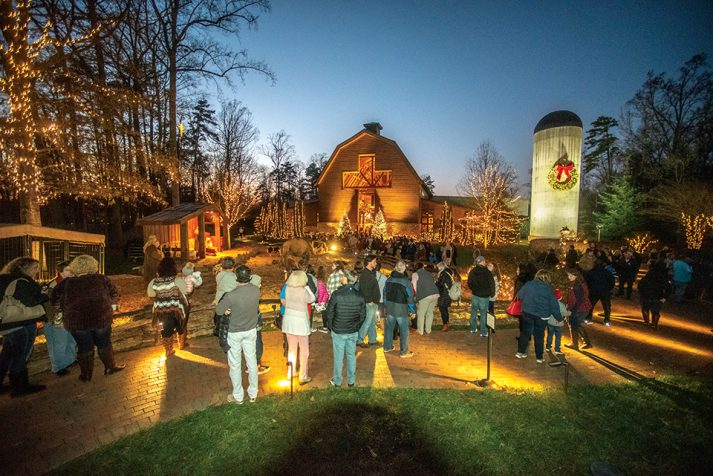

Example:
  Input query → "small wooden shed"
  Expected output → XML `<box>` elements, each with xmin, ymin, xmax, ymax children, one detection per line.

<box><xmin>0</xmin><ymin>224</ymin><xmax>105</xmax><ymax>281</ymax></box>
<box><xmin>138</xmin><ymin>203</ymin><xmax>223</xmax><ymax>260</ymax></box>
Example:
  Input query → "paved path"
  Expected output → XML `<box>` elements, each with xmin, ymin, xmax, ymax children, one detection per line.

<box><xmin>2</xmin><ymin>297</ymin><xmax>712</xmax><ymax>476</ymax></box>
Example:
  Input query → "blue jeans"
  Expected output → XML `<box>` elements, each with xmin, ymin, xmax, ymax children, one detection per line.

<box><xmin>673</xmin><ymin>281</ymin><xmax>688</xmax><ymax>303</ymax></box>
<box><xmin>470</xmin><ymin>296</ymin><xmax>490</xmax><ymax>335</ymax></box>
<box><xmin>44</xmin><ymin>324</ymin><xmax>77</xmax><ymax>372</ymax></box>
<box><xmin>0</xmin><ymin>322</ymin><xmax>37</xmax><ymax>379</ymax></box>
<box><xmin>384</xmin><ymin>315</ymin><xmax>410</xmax><ymax>355</ymax></box>
<box><xmin>546</xmin><ymin>324</ymin><xmax>562</xmax><ymax>352</ymax></box>
<box><xmin>518</xmin><ymin>312</ymin><xmax>548</xmax><ymax>359</ymax></box>
<box><xmin>331</xmin><ymin>331</ymin><xmax>357</xmax><ymax>385</ymax></box>
<box><xmin>70</xmin><ymin>325</ymin><xmax>112</xmax><ymax>353</ymax></box>
<box><xmin>358</xmin><ymin>303</ymin><xmax>378</xmax><ymax>344</ymax></box>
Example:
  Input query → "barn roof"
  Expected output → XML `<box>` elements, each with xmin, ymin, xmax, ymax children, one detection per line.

<box><xmin>137</xmin><ymin>202</ymin><xmax>221</xmax><ymax>225</ymax></box>
<box><xmin>316</xmin><ymin>126</ymin><xmax>433</xmax><ymax>198</ymax></box>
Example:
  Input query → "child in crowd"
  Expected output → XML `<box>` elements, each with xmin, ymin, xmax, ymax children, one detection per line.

<box><xmin>546</xmin><ymin>289</ymin><xmax>569</xmax><ymax>355</ymax></box>
<box><xmin>182</xmin><ymin>262</ymin><xmax>203</xmax><ymax>295</ymax></box>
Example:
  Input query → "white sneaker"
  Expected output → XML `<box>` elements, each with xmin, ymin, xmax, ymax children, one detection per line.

<box><xmin>249</xmin><ymin>397</ymin><xmax>256</xmax><ymax>403</ymax></box>
<box><xmin>227</xmin><ymin>394</ymin><xmax>244</xmax><ymax>405</ymax></box>
<box><xmin>515</xmin><ymin>353</ymin><xmax>527</xmax><ymax>359</ymax></box>
<box><xmin>536</xmin><ymin>359</ymin><xmax>545</xmax><ymax>364</ymax></box>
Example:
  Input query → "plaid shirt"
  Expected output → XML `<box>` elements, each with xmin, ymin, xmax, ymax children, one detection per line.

<box><xmin>327</xmin><ymin>270</ymin><xmax>345</xmax><ymax>294</ymax></box>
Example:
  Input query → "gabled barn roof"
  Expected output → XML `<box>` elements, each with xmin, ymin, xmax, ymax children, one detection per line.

<box><xmin>316</xmin><ymin>127</ymin><xmax>433</xmax><ymax>198</ymax></box>
<box><xmin>137</xmin><ymin>202</ymin><xmax>221</xmax><ymax>225</ymax></box>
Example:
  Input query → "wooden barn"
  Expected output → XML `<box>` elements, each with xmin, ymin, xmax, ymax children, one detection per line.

<box><xmin>138</xmin><ymin>203</ymin><xmax>223</xmax><ymax>259</ymax></box>
<box><xmin>312</xmin><ymin>123</ymin><xmax>478</xmax><ymax>236</ymax></box>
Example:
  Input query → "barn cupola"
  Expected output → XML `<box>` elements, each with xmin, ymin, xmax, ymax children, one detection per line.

<box><xmin>363</xmin><ymin>122</ymin><xmax>382</xmax><ymax>135</ymax></box>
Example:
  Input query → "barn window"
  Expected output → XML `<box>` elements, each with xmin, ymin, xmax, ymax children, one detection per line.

<box><xmin>420</xmin><ymin>212</ymin><xmax>434</xmax><ymax>233</ymax></box>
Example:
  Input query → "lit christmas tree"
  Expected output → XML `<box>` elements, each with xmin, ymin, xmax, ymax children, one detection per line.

<box><xmin>337</xmin><ymin>210</ymin><xmax>352</xmax><ymax>238</ymax></box>
<box><xmin>371</xmin><ymin>208</ymin><xmax>387</xmax><ymax>239</ymax></box>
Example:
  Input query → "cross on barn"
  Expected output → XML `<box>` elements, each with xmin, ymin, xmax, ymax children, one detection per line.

<box><xmin>303</xmin><ymin>122</ymin><xmax>482</xmax><ymax>236</ymax></box>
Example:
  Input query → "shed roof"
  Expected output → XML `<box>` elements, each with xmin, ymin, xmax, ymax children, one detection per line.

<box><xmin>138</xmin><ymin>202</ymin><xmax>221</xmax><ymax>225</ymax></box>
<box><xmin>0</xmin><ymin>224</ymin><xmax>105</xmax><ymax>244</ymax></box>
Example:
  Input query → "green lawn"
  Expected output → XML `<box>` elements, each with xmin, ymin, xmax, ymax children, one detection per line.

<box><xmin>54</xmin><ymin>377</ymin><xmax>713</xmax><ymax>476</ymax></box>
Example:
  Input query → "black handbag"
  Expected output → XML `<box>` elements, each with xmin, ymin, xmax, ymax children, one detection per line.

<box><xmin>217</xmin><ymin>314</ymin><xmax>231</xmax><ymax>352</ymax></box>
<box><xmin>274</xmin><ymin>311</ymin><xmax>283</xmax><ymax>330</ymax></box>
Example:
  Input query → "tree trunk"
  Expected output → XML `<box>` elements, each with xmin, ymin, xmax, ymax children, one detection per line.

<box><xmin>18</xmin><ymin>190</ymin><xmax>42</xmax><ymax>226</ymax></box>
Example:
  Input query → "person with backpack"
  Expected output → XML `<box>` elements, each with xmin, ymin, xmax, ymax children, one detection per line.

<box><xmin>435</xmin><ymin>262</ymin><xmax>454</xmax><ymax>332</ymax></box>
<box><xmin>383</xmin><ymin>261</ymin><xmax>416</xmax><ymax>358</ymax></box>
<box><xmin>0</xmin><ymin>257</ymin><xmax>48</xmax><ymax>397</ymax></box>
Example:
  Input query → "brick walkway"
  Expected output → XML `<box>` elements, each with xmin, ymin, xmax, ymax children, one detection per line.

<box><xmin>2</xmin><ymin>298</ymin><xmax>712</xmax><ymax>475</ymax></box>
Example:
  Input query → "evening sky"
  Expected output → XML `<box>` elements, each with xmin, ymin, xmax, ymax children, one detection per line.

<box><xmin>211</xmin><ymin>0</ymin><xmax>713</xmax><ymax>195</ymax></box>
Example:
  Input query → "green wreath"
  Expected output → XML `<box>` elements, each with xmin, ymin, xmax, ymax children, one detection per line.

<box><xmin>548</xmin><ymin>166</ymin><xmax>578</xmax><ymax>191</ymax></box>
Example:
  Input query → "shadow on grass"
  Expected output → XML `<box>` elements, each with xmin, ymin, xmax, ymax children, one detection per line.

<box><xmin>265</xmin><ymin>401</ymin><xmax>448</xmax><ymax>476</ymax></box>
<box><xmin>581</xmin><ymin>351</ymin><xmax>713</xmax><ymax>418</ymax></box>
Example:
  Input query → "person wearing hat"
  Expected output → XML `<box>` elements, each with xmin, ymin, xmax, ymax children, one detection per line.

<box><xmin>216</xmin><ymin>265</ymin><xmax>261</xmax><ymax>404</ymax></box>
<box><xmin>467</xmin><ymin>256</ymin><xmax>495</xmax><ymax>337</ymax></box>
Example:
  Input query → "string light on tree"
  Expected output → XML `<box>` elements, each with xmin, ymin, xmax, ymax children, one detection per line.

<box><xmin>681</xmin><ymin>212</ymin><xmax>708</xmax><ymax>250</ymax></box>
<box><xmin>337</xmin><ymin>210</ymin><xmax>352</xmax><ymax>238</ymax></box>
<box><xmin>626</xmin><ymin>232</ymin><xmax>659</xmax><ymax>254</ymax></box>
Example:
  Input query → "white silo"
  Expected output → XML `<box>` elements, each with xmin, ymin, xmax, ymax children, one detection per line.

<box><xmin>529</xmin><ymin>111</ymin><xmax>583</xmax><ymax>240</ymax></box>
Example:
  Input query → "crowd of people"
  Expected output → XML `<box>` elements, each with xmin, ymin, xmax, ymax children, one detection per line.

<box><xmin>210</xmin><ymin>252</ymin><xmax>472</xmax><ymax>403</ymax></box>
<box><xmin>1</xmin><ymin>237</ymin><xmax>707</xmax><ymax>403</ymax></box>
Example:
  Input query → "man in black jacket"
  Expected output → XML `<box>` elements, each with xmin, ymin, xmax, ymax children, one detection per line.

<box><xmin>467</xmin><ymin>256</ymin><xmax>495</xmax><ymax>336</ymax></box>
<box><xmin>325</xmin><ymin>270</ymin><xmax>366</xmax><ymax>387</ymax></box>
<box><xmin>357</xmin><ymin>255</ymin><xmax>381</xmax><ymax>348</ymax></box>
<box><xmin>585</xmin><ymin>259</ymin><xmax>616</xmax><ymax>326</ymax></box>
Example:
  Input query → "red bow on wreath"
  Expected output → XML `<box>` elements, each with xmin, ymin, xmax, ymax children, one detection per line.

<box><xmin>556</xmin><ymin>163</ymin><xmax>574</xmax><ymax>181</ymax></box>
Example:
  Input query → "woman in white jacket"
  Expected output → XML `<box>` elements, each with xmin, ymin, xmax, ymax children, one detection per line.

<box><xmin>281</xmin><ymin>270</ymin><xmax>316</xmax><ymax>384</ymax></box>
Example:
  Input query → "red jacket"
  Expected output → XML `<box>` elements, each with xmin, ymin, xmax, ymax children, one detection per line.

<box><xmin>567</xmin><ymin>282</ymin><xmax>592</xmax><ymax>313</ymax></box>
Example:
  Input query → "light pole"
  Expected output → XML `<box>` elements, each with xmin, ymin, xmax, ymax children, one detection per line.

<box><xmin>596</xmin><ymin>224</ymin><xmax>603</xmax><ymax>242</ymax></box>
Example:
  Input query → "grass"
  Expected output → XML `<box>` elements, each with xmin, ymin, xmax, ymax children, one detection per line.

<box><xmin>54</xmin><ymin>377</ymin><xmax>713</xmax><ymax>476</ymax></box>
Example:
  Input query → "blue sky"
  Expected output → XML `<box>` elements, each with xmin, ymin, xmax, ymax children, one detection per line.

<box><xmin>209</xmin><ymin>0</ymin><xmax>713</xmax><ymax>195</ymax></box>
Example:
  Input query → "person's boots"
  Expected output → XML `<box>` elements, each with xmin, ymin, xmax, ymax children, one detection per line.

<box><xmin>652</xmin><ymin>313</ymin><xmax>660</xmax><ymax>330</ymax></box>
<box><xmin>163</xmin><ymin>337</ymin><xmax>176</xmax><ymax>357</ymax></box>
<box><xmin>97</xmin><ymin>344</ymin><xmax>127</xmax><ymax>375</ymax></box>
<box><xmin>9</xmin><ymin>369</ymin><xmax>46</xmax><ymax>398</ymax></box>
<box><xmin>579</xmin><ymin>326</ymin><xmax>593</xmax><ymax>349</ymax></box>
<box><xmin>442</xmin><ymin>324</ymin><xmax>449</xmax><ymax>332</ymax></box>
<box><xmin>565</xmin><ymin>328</ymin><xmax>580</xmax><ymax>350</ymax></box>
<box><xmin>178</xmin><ymin>331</ymin><xmax>189</xmax><ymax>350</ymax></box>
<box><xmin>76</xmin><ymin>351</ymin><xmax>95</xmax><ymax>382</ymax></box>
<box><xmin>642</xmin><ymin>308</ymin><xmax>650</xmax><ymax>325</ymax></box>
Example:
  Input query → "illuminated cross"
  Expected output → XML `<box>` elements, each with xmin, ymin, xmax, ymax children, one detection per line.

<box><xmin>342</xmin><ymin>154</ymin><xmax>392</xmax><ymax>189</ymax></box>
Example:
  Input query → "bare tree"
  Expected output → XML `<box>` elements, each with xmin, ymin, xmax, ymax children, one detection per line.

<box><xmin>260</xmin><ymin>130</ymin><xmax>296</xmax><ymax>199</ymax></box>
<box><xmin>457</xmin><ymin>141</ymin><xmax>521</xmax><ymax>248</ymax></box>
<box><xmin>622</xmin><ymin>53</ymin><xmax>713</xmax><ymax>188</ymax></box>
<box><xmin>149</xmin><ymin>0</ymin><xmax>274</xmax><ymax>205</ymax></box>
<box><xmin>201</xmin><ymin>100</ymin><xmax>262</xmax><ymax>248</ymax></box>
